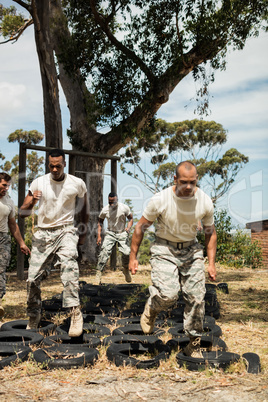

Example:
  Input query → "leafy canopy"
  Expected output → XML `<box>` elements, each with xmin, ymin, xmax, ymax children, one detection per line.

<box><xmin>121</xmin><ymin>118</ymin><xmax>249</xmax><ymax>202</ymax></box>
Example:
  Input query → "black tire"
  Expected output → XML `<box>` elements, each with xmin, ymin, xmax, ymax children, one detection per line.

<box><xmin>242</xmin><ymin>352</ymin><xmax>261</xmax><ymax>374</ymax></box>
<box><xmin>168</xmin><ymin>323</ymin><xmax>222</xmax><ymax>338</ymax></box>
<box><xmin>103</xmin><ymin>334</ymin><xmax>160</xmax><ymax>347</ymax></box>
<box><xmin>42</xmin><ymin>334</ymin><xmax>101</xmax><ymax>348</ymax></box>
<box><xmin>83</xmin><ymin>314</ymin><xmax>112</xmax><ymax>325</ymax></box>
<box><xmin>42</xmin><ymin>299</ymin><xmax>66</xmax><ymax>312</ymax></box>
<box><xmin>82</xmin><ymin>303</ymin><xmax>120</xmax><ymax>317</ymax></box>
<box><xmin>0</xmin><ymin>345</ymin><xmax>32</xmax><ymax>369</ymax></box>
<box><xmin>120</xmin><ymin>308</ymin><xmax>143</xmax><ymax>318</ymax></box>
<box><xmin>217</xmin><ymin>282</ymin><xmax>229</xmax><ymax>294</ymax></box>
<box><xmin>112</xmin><ymin>324</ymin><xmax>165</xmax><ymax>337</ymax></box>
<box><xmin>106</xmin><ymin>339</ymin><xmax>170</xmax><ymax>369</ymax></box>
<box><xmin>167</xmin><ymin>315</ymin><xmax>215</xmax><ymax>327</ymax></box>
<box><xmin>176</xmin><ymin>350</ymin><xmax>240</xmax><ymax>371</ymax></box>
<box><xmin>56</xmin><ymin>323</ymin><xmax>111</xmax><ymax>337</ymax></box>
<box><xmin>33</xmin><ymin>345</ymin><xmax>99</xmax><ymax>369</ymax></box>
<box><xmin>205</xmin><ymin>305</ymin><xmax>221</xmax><ymax>319</ymax></box>
<box><xmin>116</xmin><ymin>316</ymin><xmax>165</xmax><ymax>327</ymax></box>
<box><xmin>0</xmin><ymin>330</ymin><xmax>44</xmax><ymax>346</ymax></box>
<box><xmin>167</xmin><ymin>335</ymin><xmax>227</xmax><ymax>352</ymax></box>
<box><xmin>0</xmin><ymin>319</ymin><xmax>56</xmax><ymax>336</ymax></box>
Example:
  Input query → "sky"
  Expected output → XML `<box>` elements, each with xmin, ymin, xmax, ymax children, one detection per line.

<box><xmin>0</xmin><ymin>0</ymin><xmax>268</xmax><ymax>228</ymax></box>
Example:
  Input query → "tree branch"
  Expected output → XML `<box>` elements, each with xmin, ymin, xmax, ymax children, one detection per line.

<box><xmin>0</xmin><ymin>19</ymin><xmax>33</xmax><ymax>44</ymax></box>
<box><xmin>89</xmin><ymin>0</ymin><xmax>155</xmax><ymax>82</ymax></box>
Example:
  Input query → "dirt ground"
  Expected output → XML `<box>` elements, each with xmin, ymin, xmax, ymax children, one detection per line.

<box><xmin>0</xmin><ymin>264</ymin><xmax>268</xmax><ymax>402</ymax></box>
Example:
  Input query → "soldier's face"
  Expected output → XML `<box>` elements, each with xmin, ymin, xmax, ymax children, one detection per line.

<box><xmin>0</xmin><ymin>179</ymin><xmax>11</xmax><ymax>198</ymax></box>
<box><xmin>108</xmin><ymin>196</ymin><xmax>118</xmax><ymax>208</ymax></box>
<box><xmin>48</xmin><ymin>156</ymin><xmax>66</xmax><ymax>181</ymax></box>
<box><xmin>174</xmin><ymin>167</ymin><xmax>198</xmax><ymax>198</ymax></box>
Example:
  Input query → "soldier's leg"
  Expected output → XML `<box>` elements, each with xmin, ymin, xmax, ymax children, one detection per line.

<box><xmin>96</xmin><ymin>232</ymin><xmax>117</xmax><ymax>272</ymax></box>
<box><xmin>27</xmin><ymin>230</ymin><xmax>55</xmax><ymax>317</ymax></box>
<box><xmin>56</xmin><ymin>227</ymin><xmax>80</xmax><ymax>309</ymax></box>
<box><xmin>117</xmin><ymin>232</ymin><xmax>132</xmax><ymax>282</ymax></box>
<box><xmin>117</xmin><ymin>231</ymin><xmax>130</xmax><ymax>268</ymax></box>
<box><xmin>0</xmin><ymin>234</ymin><xmax>11</xmax><ymax>317</ymax></box>
<box><xmin>141</xmin><ymin>244</ymin><xmax>180</xmax><ymax>333</ymax></box>
<box><xmin>180</xmin><ymin>244</ymin><xmax>206</xmax><ymax>338</ymax></box>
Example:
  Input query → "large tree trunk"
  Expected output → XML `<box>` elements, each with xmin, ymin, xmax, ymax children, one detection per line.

<box><xmin>32</xmin><ymin>0</ymin><xmax>62</xmax><ymax>148</ymax></box>
<box><xmin>75</xmin><ymin>157</ymin><xmax>107</xmax><ymax>263</ymax></box>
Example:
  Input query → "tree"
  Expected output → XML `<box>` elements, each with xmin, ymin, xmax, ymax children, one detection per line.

<box><xmin>0</xmin><ymin>129</ymin><xmax>45</xmax><ymax>188</ymax></box>
<box><xmin>120</xmin><ymin>119</ymin><xmax>249</xmax><ymax>203</ymax></box>
<box><xmin>1</xmin><ymin>0</ymin><xmax>266</xmax><ymax>261</ymax></box>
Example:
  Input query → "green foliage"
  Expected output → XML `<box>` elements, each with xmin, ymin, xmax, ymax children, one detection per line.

<box><xmin>0</xmin><ymin>129</ymin><xmax>44</xmax><ymax>189</ymax></box>
<box><xmin>0</xmin><ymin>5</ymin><xmax>25</xmax><ymax>38</ymax></box>
<box><xmin>59</xmin><ymin>0</ymin><xmax>267</xmax><ymax>127</ymax></box>
<box><xmin>121</xmin><ymin>118</ymin><xmax>248</xmax><ymax>202</ymax></box>
<box><xmin>197</xmin><ymin>209</ymin><xmax>263</xmax><ymax>269</ymax></box>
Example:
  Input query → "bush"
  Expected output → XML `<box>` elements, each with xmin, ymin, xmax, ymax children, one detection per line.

<box><xmin>197</xmin><ymin>209</ymin><xmax>263</xmax><ymax>269</ymax></box>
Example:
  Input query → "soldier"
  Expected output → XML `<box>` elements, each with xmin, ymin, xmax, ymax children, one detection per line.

<box><xmin>20</xmin><ymin>149</ymin><xmax>89</xmax><ymax>337</ymax></box>
<box><xmin>0</xmin><ymin>172</ymin><xmax>30</xmax><ymax>318</ymax></box>
<box><xmin>129</xmin><ymin>161</ymin><xmax>217</xmax><ymax>356</ymax></box>
<box><xmin>95</xmin><ymin>193</ymin><xmax>133</xmax><ymax>284</ymax></box>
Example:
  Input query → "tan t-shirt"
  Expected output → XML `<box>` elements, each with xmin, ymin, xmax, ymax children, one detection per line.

<box><xmin>0</xmin><ymin>195</ymin><xmax>15</xmax><ymax>232</ymax></box>
<box><xmin>99</xmin><ymin>202</ymin><xmax>131</xmax><ymax>233</ymax></box>
<box><xmin>143</xmin><ymin>186</ymin><xmax>214</xmax><ymax>242</ymax></box>
<box><xmin>29</xmin><ymin>173</ymin><xmax>87</xmax><ymax>228</ymax></box>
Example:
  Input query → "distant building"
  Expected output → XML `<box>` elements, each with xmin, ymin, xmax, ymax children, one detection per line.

<box><xmin>246</xmin><ymin>220</ymin><xmax>268</xmax><ymax>269</ymax></box>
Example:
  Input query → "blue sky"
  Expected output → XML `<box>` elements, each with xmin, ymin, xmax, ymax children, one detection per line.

<box><xmin>0</xmin><ymin>1</ymin><xmax>268</xmax><ymax>227</ymax></box>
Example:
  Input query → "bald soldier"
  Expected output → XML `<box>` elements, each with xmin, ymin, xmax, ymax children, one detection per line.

<box><xmin>129</xmin><ymin>161</ymin><xmax>217</xmax><ymax>356</ymax></box>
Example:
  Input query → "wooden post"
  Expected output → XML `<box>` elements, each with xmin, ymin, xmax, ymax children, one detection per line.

<box><xmin>17</xmin><ymin>142</ymin><xmax>27</xmax><ymax>280</ymax></box>
<box><xmin>110</xmin><ymin>159</ymin><xmax>117</xmax><ymax>270</ymax></box>
<box><xmin>69</xmin><ymin>154</ymin><xmax>76</xmax><ymax>175</ymax></box>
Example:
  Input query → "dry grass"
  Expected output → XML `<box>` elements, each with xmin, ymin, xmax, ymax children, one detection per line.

<box><xmin>0</xmin><ymin>264</ymin><xmax>267</xmax><ymax>401</ymax></box>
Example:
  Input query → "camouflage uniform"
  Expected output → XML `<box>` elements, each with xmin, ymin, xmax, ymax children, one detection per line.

<box><xmin>96</xmin><ymin>230</ymin><xmax>130</xmax><ymax>272</ymax></box>
<box><xmin>148</xmin><ymin>242</ymin><xmax>205</xmax><ymax>337</ymax></box>
<box><xmin>0</xmin><ymin>233</ymin><xmax>11</xmax><ymax>299</ymax></box>
<box><xmin>27</xmin><ymin>225</ymin><xmax>80</xmax><ymax>317</ymax></box>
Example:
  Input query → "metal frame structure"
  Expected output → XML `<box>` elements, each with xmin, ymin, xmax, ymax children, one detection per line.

<box><xmin>17</xmin><ymin>142</ymin><xmax>120</xmax><ymax>279</ymax></box>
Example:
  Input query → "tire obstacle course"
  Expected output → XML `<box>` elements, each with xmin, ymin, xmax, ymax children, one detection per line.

<box><xmin>0</xmin><ymin>281</ymin><xmax>261</xmax><ymax>372</ymax></box>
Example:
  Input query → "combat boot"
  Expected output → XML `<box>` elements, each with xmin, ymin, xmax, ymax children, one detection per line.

<box><xmin>122</xmin><ymin>267</ymin><xmax>132</xmax><ymax>283</ymax></box>
<box><xmin>0</xmin><ymin>299</ymin><xmax>4</xmax><ymax>318</ymax></box>
<box><xmin>68</xmin><ymin>306</ymin><xmax>83</xmax><ymax>337</ymax></box>
<box><xmin>140</xmin><ymin>301</ymin><xmax>158</xmax><ymax>334</ymax></box>
<box><xmin>26</xmin><ymin>312</ymin><xmax>41</xmax><ymax>330</ymax></box>
<box><xmin>183</xmin><ymin>336</ymin><xmax>202</xmax><ymax>357</ymax></box>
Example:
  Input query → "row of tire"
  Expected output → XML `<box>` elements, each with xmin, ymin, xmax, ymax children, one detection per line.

<box><xmin>0</xmin><ymin>282</ymin><xmax>260</xmax><ymax>372</ymax></box>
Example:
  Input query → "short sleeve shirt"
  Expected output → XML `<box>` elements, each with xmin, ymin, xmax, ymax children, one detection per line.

<box><xmin>99</xmin><ymin>202</ymin><xmax>131</xmax><ymax>233</ymax></box>
<box><xmin>29</xmin><ymin>173</ymin><xmax>87</xmax><ymax>228</ymax></box>
<box><xmin>0</xmin><ymin>195</ymin><xmax>15</xmax><ymax>232</ymax></box>
<box><xmin>143</xmin><ymin>186</ymin><xmax>214</xmax><ymax>242</ymax></box>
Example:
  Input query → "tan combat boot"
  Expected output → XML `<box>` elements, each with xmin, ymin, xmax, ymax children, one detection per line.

<box><xmin>140</xmin><ymin>301</ymin><xmax>158</xmax><ymax>334</ymax></box>
<box><xmin>26</xmin><ymin>312</ymin><xmax>41</xmax><ymax>330</ymax></box>
<box><xmin>122</xmin><ymin>267</ymin><xmax>132</xmax><ymax>283</ymax></box>
<box><xmin>183</xmin><ymin>336</ymin><xmax>202</xmax><ymax>357</ymax></box>
<box><xmin>68</xmin><ymin>306</ymin><xmax>83</xmax><ymax>337</ymax></box>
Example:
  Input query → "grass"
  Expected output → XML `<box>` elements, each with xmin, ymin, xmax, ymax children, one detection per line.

<box><xmin>0</xmin><ymin>263</ymin><xmax>267</xmax><ymax>400</ymax></box>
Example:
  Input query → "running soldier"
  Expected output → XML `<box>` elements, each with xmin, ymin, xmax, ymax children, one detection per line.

<box><xmin>129</xmin><ymin>161</ymin><xmax>217</xmax><ymax>356</ymax></box>
<box><xmin>95</xmin><ymin>193</ymin><xmax>133</xmax><ymax>284</ymax></box>
<box><xmin>20</xmin><ymin>149</ymin><xmax>89</xmax><ymax>337</ymax></box>
<box><xmin>0</xmin><ymin>172</ymin><xmax>30</xmax><ymax>318</ymax></box>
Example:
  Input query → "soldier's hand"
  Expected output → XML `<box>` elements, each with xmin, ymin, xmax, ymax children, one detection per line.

<box><xmin>20</xmin><ymin>244</ymin><xmax>31</xmax><ymax>256</ymax></box>
<box><xmin>96</xmin><ymin>236</ymin><xmax>102</xmax><ymax>246</ymax></box>
<box><xmin>129</xmin><ymin>258</ymin><xmax>138</xmax><ymax>275</ymax></box>
<box><xmin>207</xmin><ymin>264</ymin><xmax>216</xmax><ymax>281</ymax></box>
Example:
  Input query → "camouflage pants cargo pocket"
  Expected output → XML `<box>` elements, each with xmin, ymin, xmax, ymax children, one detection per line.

<box><xmin>149</xmin><ymin>242</ymin><xmax>205</xmax><ymax>337</ymax></box>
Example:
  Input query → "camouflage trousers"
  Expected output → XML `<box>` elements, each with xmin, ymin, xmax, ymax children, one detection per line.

<box><xmin>0</xmin><ymin>233</ymin><xmax>11</xmax><ymax>299</ymax></box>
<box><xmin>96</xmin><ymin>230</ymin><xmax>130</xmax><ymax>272</ymax></box>
<box><xmin>148</xmin><ymin>242</ymin><xmax>205</xmax><ymax>337</ymax></box>
<box><xmin>27</xmin><ymin>225</ymin><xmax>80</xmax><ymax>317</ymax></box>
